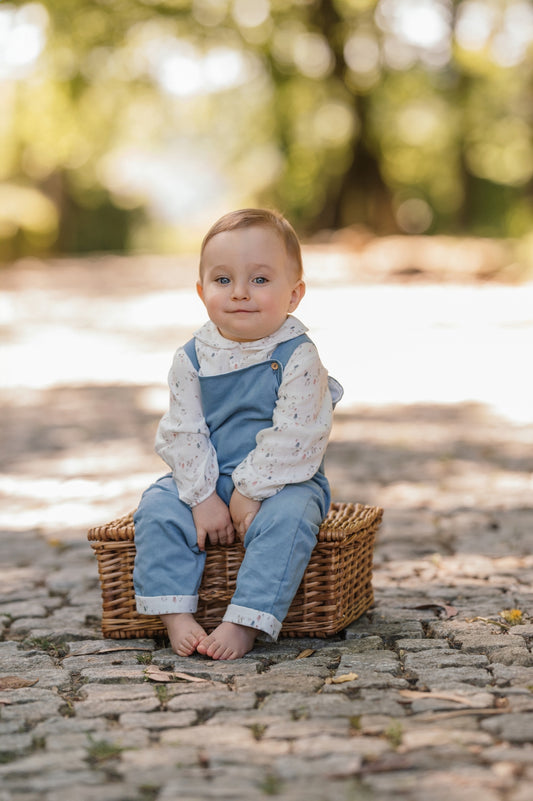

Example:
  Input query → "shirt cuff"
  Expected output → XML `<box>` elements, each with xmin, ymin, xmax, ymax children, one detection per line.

<box><xmin>231</xmin><ymin>470</ymin><xmax>283</xmax><ymax>502</ymax></box>
<box><xmin>174</xmin><ymin>477</ymin><xmax>217</xmax><ymax>508</ymax></box>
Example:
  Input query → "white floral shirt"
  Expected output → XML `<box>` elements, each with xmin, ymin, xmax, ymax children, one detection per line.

<box><xmin>155</xmin><ymin>316</ymin><xmax>335</xmax><ymax>506</ymax></box>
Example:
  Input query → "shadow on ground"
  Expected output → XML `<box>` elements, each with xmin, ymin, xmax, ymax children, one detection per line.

<box><xmin>1</xmin><ymin>386</ymin><xmax>531</xmax><ymax>569</ymax></box>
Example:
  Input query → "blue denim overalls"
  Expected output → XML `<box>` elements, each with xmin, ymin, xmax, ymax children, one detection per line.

<box><xmin>133</xmin><ymin>333</ymin><xmax>335</xmax><ymax>640</ymax></box>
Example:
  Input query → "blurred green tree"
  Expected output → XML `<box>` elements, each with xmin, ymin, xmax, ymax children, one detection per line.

<box><xmin>0</xmin><ymin>0</ymin><xmax>532</xmax><ymax>257</ymax></box>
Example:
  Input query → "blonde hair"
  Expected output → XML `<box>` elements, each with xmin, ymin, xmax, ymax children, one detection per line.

<box><xmin>199</xmin><ymin>208</ymin><xmax>303</xmax><ymax>279</ymax></box>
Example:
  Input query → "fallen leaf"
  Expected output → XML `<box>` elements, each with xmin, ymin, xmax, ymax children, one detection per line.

<box><xmin>417</xmin><ymin>708</ymin><xmax>507</xmax><ymax>722</ymax></box>
<box><xmin>0</xmin><ymin>676</ymin><xmax>39</xmax><ymax>690</ymax></box>
<box><xmin>398</xmin><ymin>689</ymin><xmax>486</xmax><ymax>707</ymax></box>
<box><xmin>296</xmin><ymin>649</ymin><xmax>315</xmax><ymax>659</ymax></box>
<box><xmin>465</xmin><ymin>616</ymin><xmax>510</xmax><ymax>630</ymax></box>
<box><xmin>325</xmin><ymin>672</ymin><xmax>358</xmax><ymax>685</ymax></box>
<box><xmin>409</xmin><ymin>602</ymin><xmax>458</xmax><ymax>619</ymax></box>
<box><xmin>90</xmin><ymin>646</ymin><xmax>153</xmax><ymax>656</ymax></box>
<box><xmin>144</xmin><ymin>665</ymin><xmax>208</xmax><ymax>683</ymax></box>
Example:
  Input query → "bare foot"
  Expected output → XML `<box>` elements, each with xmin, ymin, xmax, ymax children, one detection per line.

<box><xmin>196</xmin><ymin>622</ymin><xmax>258</xmax><ymax>660</ymax></box>
<box><xmin>161</xmin><ymin>613</ymin><xmax>207</xmax><ymax>657</ymax></box>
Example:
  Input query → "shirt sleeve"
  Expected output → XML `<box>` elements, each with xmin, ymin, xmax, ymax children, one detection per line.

<box><xmin>232</xmin><ymin>342</ymin><xmax>333</xmax><ymax>500</ymax></box>
<box><xmin>154</xmin><ymin>347</ymin><xmax>219</xmax><ymax>507</ymax></box>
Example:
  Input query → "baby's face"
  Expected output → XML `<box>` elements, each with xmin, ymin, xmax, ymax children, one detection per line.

<box><xmin>197</xmin><ymin>226</ymin><xmax>305</xmax><ymax>342</ymax></box>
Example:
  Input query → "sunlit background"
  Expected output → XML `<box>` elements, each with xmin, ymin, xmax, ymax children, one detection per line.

<box><xmin>1</xmin><ymin>0</ymin><xmax>532</xmax><ymax>534</ymax></box>
<box><xmin>1</xmin><ymin>0</ymin><xmax>533</xmax><ymax>259</ymax></box>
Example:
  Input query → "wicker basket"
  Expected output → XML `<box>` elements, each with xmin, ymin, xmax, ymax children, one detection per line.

<box><xmin>88</xmin><ymin>501</ymin><xmax>381</xmax><ymax>640</ymax></box>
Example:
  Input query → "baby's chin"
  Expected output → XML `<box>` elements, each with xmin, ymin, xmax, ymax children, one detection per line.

<box><xmin>217</xmin><ymin>316</ymin><xmax>290</xmax><ymax>343</ymax></box>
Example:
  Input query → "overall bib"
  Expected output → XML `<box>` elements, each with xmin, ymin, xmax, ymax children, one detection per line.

<box><xmin>133</xmin><ymin>334</ymin><xmax>331</xmax><ymax>640</ymax></box>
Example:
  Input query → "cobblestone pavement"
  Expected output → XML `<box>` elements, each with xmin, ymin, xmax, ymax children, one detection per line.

<box><xmin>1</xmin><ymin>256</ymin><xmax>532</xmax><ymax>800</ymax></box>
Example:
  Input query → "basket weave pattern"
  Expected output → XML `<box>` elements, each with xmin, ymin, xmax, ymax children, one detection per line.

<box><xmin>88</xmin><ymin>501</ymin><xmax>381</xmax><ymax>639</ymax></box>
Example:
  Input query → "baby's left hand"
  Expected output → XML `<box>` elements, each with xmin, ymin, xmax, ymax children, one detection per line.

<box><xmin>230</xmin><ymin>490</ymin><xmax>261</xmax><ymax>541</ymax></box>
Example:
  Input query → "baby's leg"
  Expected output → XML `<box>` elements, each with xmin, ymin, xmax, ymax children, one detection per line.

<box><xmin>133</xmin><ymin>475</ymin><xmax>207</xmax><ymax>656</ymax></box>
<box><xmin>161</xmin><ymin>614</ymin><xmax>208</xmax><ymax>657</ymax></box>
<box><xmin>219</xmin><ymin>478</ymin><xmax>329</xmax><ymax>649</ymax></box>
<box><xmin>196</xmin><ymin>622</ymin><xmax>258</xmax><ymax>660</ymax></box>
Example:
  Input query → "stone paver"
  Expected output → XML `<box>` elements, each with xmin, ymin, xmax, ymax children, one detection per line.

<box><xmin>1</xmin><ymin>258</ymin><xmax>532</xmax><ymax>800</ymax></box>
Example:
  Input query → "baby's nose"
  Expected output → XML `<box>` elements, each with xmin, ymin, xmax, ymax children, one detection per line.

<box><xmin>232</xmin><ymin>281</ymin><xmax>249</xmax><ymax>299</ymax></box>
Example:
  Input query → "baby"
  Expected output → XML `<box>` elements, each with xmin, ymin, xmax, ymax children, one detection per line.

<box><xmin>133</xmin><ymin>208</ymin><xmax>342</xmax><ymax>659</ymax></box>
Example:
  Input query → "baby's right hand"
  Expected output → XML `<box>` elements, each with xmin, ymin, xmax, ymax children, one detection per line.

<box><xmin>191</xmin><ymin>493</ymin><xmax>235</xmax><ymax>551</ymax></box>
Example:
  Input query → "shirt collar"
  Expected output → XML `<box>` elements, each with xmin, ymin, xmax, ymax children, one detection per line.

<box><xmin>194</xmin><ymin>316</ymin><xmax>308</xmax><ymax>350</ymax></box>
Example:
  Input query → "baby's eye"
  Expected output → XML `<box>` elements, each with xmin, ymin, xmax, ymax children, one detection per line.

<box><xmin>253</xmin><ymin>276</ymin><xmax>268</xmax><ymax>284</ymax></box>
<box><xmin>216</xmin><ymin>276</ymin><xmax>231</xmax><ymax>285</ymax></box>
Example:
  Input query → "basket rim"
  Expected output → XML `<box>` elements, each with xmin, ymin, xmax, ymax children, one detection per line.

<box><xmin>88</xmin><ymin>501</ymin><xmax>383</xmax><ymax>543</ymax></box>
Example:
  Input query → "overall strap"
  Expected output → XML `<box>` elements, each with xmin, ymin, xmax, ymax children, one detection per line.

<box><xmin>183</xmin><ymin>338</ymin><xmax>199</xmax><ymax>371</ymax></box>
<box><xmin>270</xmin><ymin>333</ymin><xmax>312</xmax><ymax>370</ymax></box>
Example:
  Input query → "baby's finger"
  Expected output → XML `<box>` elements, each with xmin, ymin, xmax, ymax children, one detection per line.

<box><xmin>197</xmin><ymin>529</ymin><xmax>207</xmax><ymax>552</ymax></box>
<box><xmin>215</xmin><ymin>529</ymin><xmax>229</xmax><ymax>545</ymax></box>
<box><xmin>225</xmin><ymin>526</ymin><xmax>236</xmax><ymax>545</ymax></box>
<box><xmin>215</xmin><ymin>524</ymin><xmax>234</xmax><ymax>546</ymax></box>
<box><xmin>209</xmin><ymin>533</ymin><xmax>219</xmax><ymax>547</ymax></box>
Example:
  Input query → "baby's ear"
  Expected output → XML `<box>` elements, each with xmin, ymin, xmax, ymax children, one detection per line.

<box><xmin>196</xmin><ymin>281</ymin><xmax>205</xmax><ymax>303</ymax></box>
<box><xmin>289</xmin><ymin>280</ymin><xmax>306</xmax><ymax>312</ymax></box>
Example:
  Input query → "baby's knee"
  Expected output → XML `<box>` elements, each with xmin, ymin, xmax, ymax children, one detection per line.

<box><xmin>135</xmin><ymin>481</ymin><xmax>180</xmax><ymax>528</ymax></box>
<box><xmin>267</xmin><ymin>486</ymin><xmax>325</xmax><ymax>527</ymax></box>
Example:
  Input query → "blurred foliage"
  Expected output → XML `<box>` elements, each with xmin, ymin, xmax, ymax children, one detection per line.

<box><xmin>1</xmin><ymin>0</ymin><xmax>532</xmax><ymax>258</ymax></box>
